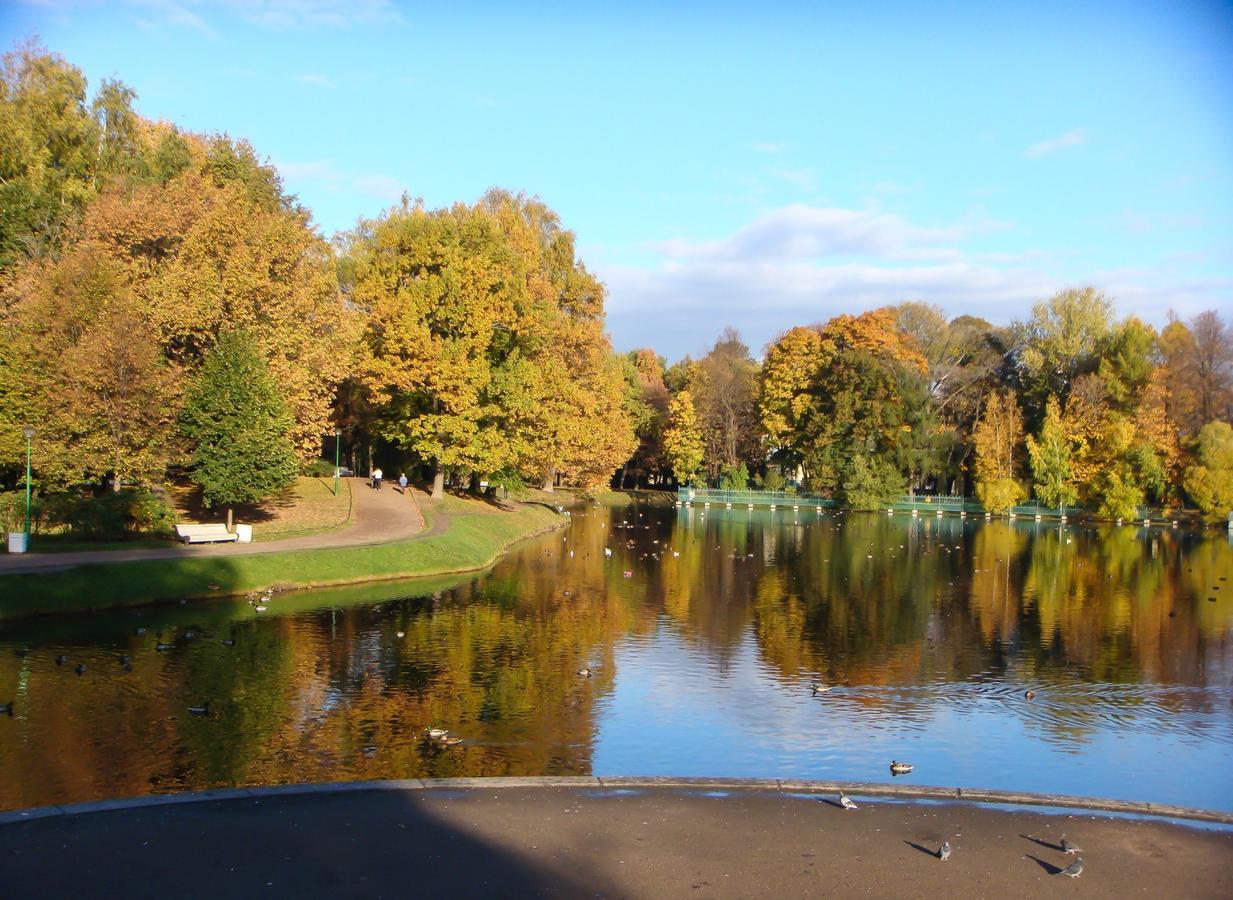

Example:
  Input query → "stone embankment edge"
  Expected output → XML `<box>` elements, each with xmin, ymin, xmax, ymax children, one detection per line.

<box><xmin>3</xmin><ymin>777</ymin><xmax>1230</xmax><ymax>827</ymax></box>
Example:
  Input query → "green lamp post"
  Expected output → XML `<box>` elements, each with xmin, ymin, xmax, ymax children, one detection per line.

<box><xmin>22</xmin><ymin>426</ymin><xmax>35</xmax><ymax>551</ymax></box>
<box><xmin>333</xmin><ymin>427</ymin><xmax>342</xmax><ymax>497</ymax></box>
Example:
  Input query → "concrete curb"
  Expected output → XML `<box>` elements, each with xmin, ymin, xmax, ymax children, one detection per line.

<box><xmin>3</xmin><ymin>776</ymin><xmax>1231</xmax><ymax>827</ymax></box>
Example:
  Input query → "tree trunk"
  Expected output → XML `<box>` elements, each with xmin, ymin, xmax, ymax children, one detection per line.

<box><xmin>468</xmin><ymin>471</ymin><xmax>483</xmax><ymax>493</ymax></box>
<box><xmin>431</xmin><ymin>466</ymin><xmax>444</xmax><ymax>500</ymax></box>
<box><xmin>226</xmin><ymin>507</ymin><xmax>234</xmax><ymax>531</ymax></box>
<box><xmin>542</xmin><ymin>469</ymin><xmax>555</xmax><ymax>492</ymax></box>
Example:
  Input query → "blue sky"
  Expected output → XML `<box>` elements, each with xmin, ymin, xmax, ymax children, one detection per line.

<box><xmin>4</xmin><ymin>0</ymin><xmax>1232</xmax><ymax>360</ymax></box>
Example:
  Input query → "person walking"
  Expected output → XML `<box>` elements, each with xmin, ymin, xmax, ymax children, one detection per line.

<box><xmin>372</xmin><ymin>466</ymin><xmax>383</xmax><ymax>491</ymax></box>
<box><xmin>398</xmin><ymin>472</ymin><xmax>408</xmax><ymax>494</ymax></box>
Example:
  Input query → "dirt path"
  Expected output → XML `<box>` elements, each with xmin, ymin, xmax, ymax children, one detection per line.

<box><xmin>2</xmin><ymin>784</ymin><xmax>1229</xmax><ymax>898</ymax></box>
<box><xmin>0</xmin><ymin>478</ymin><xmax>424</xmax><ymax>574</ymax></box>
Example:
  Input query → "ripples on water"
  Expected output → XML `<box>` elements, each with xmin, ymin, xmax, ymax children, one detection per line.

<box><xmin>1</xmin><ymin>503</ymin><xmax>1232</xmax><ymax>812</ymax></box>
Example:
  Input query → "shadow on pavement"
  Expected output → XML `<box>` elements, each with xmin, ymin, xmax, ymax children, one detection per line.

<box><xmin>1</xmin><ymin>790</ymin><xmax>613</xmax><ymax>897</ymax></box>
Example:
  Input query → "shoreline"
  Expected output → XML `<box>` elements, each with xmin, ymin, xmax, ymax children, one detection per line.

<box><xmin>3</xmin><ymin>776</ymin><xmax>1231</xmax><ymax>826</ymax></box>
<box><xmin>0</xmin><ymin>496</ymin><xmax>567</xmax><ymax>621</ymax></box>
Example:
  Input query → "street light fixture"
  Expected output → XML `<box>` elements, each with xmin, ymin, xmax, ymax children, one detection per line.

<box><xmin>333</xmin><ymin>427</ymin><xmax>343</xmax><ymax>497</ymax></box>
<box><xmin>22</xmin><ymin>426</ymin><xmax>35</xmax><ymax>551</ymax></box>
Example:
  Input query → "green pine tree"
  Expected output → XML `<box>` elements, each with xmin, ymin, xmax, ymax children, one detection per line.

<box><xmin>180</xmin><ymin>331</ymin><xmax>298</xmax><ymax>527</ymax></box>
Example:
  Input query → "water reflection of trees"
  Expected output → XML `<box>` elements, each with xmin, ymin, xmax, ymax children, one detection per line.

<box><xmin>1</xmin><ymin>504</ymin><xmax>1230</xmax><ymax>810</ymax></box>
<box><xmin>662</xmin><ymin>507</ymin><xmax>1233</xmax><ymax>742</ymax></box>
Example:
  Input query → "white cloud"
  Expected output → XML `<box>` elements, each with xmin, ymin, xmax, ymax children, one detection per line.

<box><xmin>647</xmin><ymin>204</ymin><xmax>1000</xmax><ymax>265</ymax></box>
<box><xmin>752</xmin><ymin>141</ymin><xmax>788</xmax><ymax>153</ymax></box>
<box><xmin>595</xmin><ymin>202</ymin><xmax>1222</xmax><ymax>360</ymax></box>
<box><xmin>1024</xmin><ymin>129</ymin><xmax>1088</xmax><ymax>159</ymax></box>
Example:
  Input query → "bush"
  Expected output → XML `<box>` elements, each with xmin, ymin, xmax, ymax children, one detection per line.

<box><xmin>719</xmin><ymin>462</ymin><xmax>749</xmax><ymax>490</ymax></box>
<box><xmin>37</xmin><ymin>489</ymin><xmax>177</xmax><ymax>541</ymax></box>
<box><xmin>976</xmin><ymin>477</ymin><xmax>1026</xmax><ymax>514</ymax></box>
<box><xmin>840</xmin><ymin>455</ymin><xmax>904</xmax><ymax>510</ymax></box>
<box><xmin>303</xmin><ymin>458</ymin><xmax>336</xmax><ymax>477</ymax></box>
<box><xmin>1183</xmin><ymin>422</ymin><xmax>1233</xmax><ymax>523</ymax></box>
<box><xmin>1093</xmin><ymin>470</ymin><xmax>1144</xmax><ymax>521</ymax></box>
<box><xmin>761</xmin><ymin>468</ymin><xmax>786</xmax><ymax>492</ymax></box>
<box><xmin>0</xmin><ymin>492</ymin><xmax>30</xmax><ymax>534</ymax></box>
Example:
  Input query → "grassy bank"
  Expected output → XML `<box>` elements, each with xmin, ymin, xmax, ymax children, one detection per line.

<box><xmin>0</xmin><ymin>496</ymin><xmax>562</xmax><ymax>621</ymax></box>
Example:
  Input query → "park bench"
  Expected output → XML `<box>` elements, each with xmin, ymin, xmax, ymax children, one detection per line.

<box><xmin>174</xmin><ymin>523</ymin><xmax>238</xmax><ymax>545</ymax></box>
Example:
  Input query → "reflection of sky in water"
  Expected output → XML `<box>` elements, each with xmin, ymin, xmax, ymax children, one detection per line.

<box><xmin>594</xmin><ymin>626</ymin><xmax>1233</xmax><ymax>811</ymax></box>
<box><xmin>2</xmin><ymin>503</ymin><xmax>1232</xmax><ymax>813</ymax></box>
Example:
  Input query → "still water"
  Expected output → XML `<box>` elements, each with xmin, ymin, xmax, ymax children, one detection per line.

<box><xmin>2</xmin><ymin>502</ymin><xmax>1232</xmax><ymax>813</ymax></box>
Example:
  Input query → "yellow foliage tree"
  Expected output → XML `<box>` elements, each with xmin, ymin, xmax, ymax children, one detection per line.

<box><xmin>972</xmin><ymin>390</ymin><xmax>1026</xmax><ymax>513</ymax></box>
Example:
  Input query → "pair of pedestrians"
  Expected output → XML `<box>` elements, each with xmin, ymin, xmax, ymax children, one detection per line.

<box><xmin>371</xmin><ymin>468</ymin><xmax>409</xmax><ymax>494</ymax></box>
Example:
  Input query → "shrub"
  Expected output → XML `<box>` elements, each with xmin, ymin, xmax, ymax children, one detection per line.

<box><xmin>976</xmin><ymin>477</ymin><xmax>1027</xmax><ymax>514</ymax></box>
<box><xmin>761</xmin><ymin>468</ymin><xmax>786</xmax><ymax>492</ymax></box>
<box><xmin>1183</xmin><ymin>422</ymin><xmax>1233</xmax><ymax>523</ymax></box>
<box><xmin>36</xmin><ymin>489</ymin><xmax>177</xmax><ymax>541</ymax></box>
<box><xmin>719</xmin><ymin>462</ymin><xmax>749</xmax><ymax>490</ymax></box>
<box><xmin>840</xmin><ymin>455</ymin><xmax>905</xmax><ymax>510</ymax></box>
<box><xmin>0</xmin><ymin>492</ymin><xmax>30</xmax><ymax>534</ymax></box>
<box><xmin>303</xmin><ymin>458</ymin><xmax>336</xmax><ymax>477</ymax></box>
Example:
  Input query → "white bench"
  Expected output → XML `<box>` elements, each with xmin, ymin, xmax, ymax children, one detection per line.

<box><xmin>175</xmin><ymin>523</ymin><xmax>239</xmax><ymax>545</ymax></box>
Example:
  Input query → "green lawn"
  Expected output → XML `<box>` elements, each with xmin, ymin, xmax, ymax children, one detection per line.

<box><xmin>0</xmin><ymin>496</ymin><xmax>561</xmax><ymax>621</ymax></box>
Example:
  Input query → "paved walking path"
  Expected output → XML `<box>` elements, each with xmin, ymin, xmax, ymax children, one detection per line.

<box><xmin>2</xmin><ymin>782</ymin><xmax>1230</xmax><ymax>898</ymax></box>
<box><xmin>0</xmin><ymin>478</ymin><xmax>425</xmax><ymax>574</ymax></box>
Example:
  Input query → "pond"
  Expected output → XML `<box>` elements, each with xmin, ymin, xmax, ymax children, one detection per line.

<box><xmin>2</xmin><ymin>502</ymin><xmax>1232</xmax><ymax>813</ymax></box>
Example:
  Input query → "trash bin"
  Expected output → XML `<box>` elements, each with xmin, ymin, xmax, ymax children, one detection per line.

<box><xmin>8</xmin><ymin>532</ymin><xmax>28</xmax><ymax>554</ymax></box>
<box><xmin>235</xmin><ymin>523</ymin><xmax>253</xmax><ymax>543</ymax></box>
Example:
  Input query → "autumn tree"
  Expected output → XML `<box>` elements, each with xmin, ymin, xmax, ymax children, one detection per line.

<box><xmin>663</xmin><ymin>390</ymin><xmax>705</xmax><ymax>486</ymax></box>
<box><xmin>759</xmin><ymin>325</ymin><xmax>824</xmax><ymax>473</ymax></box>
<box><xmin>895</xmin><ymin>304</ymin><xmax>1007</xmax><ymax>492</ymax></box>
<box><xmin>179</xmin><ymin>331</ymin><xmax>298</xmax><ymax>528</ymax></box>
<box><xmin>11</xmin><ymin>246</ymin><xmax>181</xmax><ymax>489</ymax></box>
<box><xmin>971</xmin><ymin>390</ymin><xmax>1026</xmax><ymax>513</ymax></box>
<box><xmin>355</xmin><ymin>193</ymin><xmax>632</xmax><ymax>496</ymax></box>
<box><xmin>1183</xmin><ymin>311</ymin><xmax>1233</xmax><ymax>428</ymax></box>
<box><xmin>618</xmin><ymin>349</ymin><xmax>670</xmax><ymax>488</ymax></box>
<box><xmin>1154</xmin><ymin>310</ymin><xmax>1232</xmax><ymax>437</ymax></box>
<box><xmin>479</xmin><ymin>190</ymin><xmax>634</xmax><ymax>490</ymax></box>
<box><xmin>1182</xmin><ymin>422</ymin><xmax>1233</xmax><ymax>523</ymax></box>
<box><xmin>759</xmin><ymin>309</ymin><xmax>924</xmax><ymax>500</ymax></box>
<box><xmin>1013</xmin><ymin>287</ymin><xmax>1114</xmax><ymax>424</ymax></box>
<box><xmin>356</xmin><ymin>202</ymin><xmax>515</xmax><ymax>497</ymax></box>
<box><xmin>694</xmin><ymin>328</ymin><xmax>761</xmax><ymax>479</ymax></box>
<box><xmin>1026</xmin><ymin>395</ymin><xmax>1077</xmax><ymax>510</ymax></box>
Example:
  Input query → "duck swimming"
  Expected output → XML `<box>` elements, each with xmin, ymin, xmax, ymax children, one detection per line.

<box><xmin>889</xmin><ymin>761</ymin><xmax>913</xmax><ymax>775</ymax></box>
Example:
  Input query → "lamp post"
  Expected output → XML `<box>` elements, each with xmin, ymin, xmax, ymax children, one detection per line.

<box><xmin>333</xmin><ymin>427</ymin><xmax>342</xmax><ymax>497</ymax></box>
<box><xmin>22</xmin><ymin>426</ymin><xmax>35</xmax><ymax>550</ymax></box>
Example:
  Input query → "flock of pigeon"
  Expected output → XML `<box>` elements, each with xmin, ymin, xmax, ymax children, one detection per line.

<box><xmin>835</xmin><ymin>787</ymin><xmax>1083</xmax><ymax>877</ymax></box>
